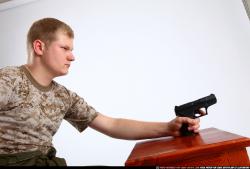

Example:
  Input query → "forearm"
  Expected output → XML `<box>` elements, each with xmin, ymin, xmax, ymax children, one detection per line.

<box><xmin>90</xmin><ymin>113</ymin><xmax>170</xmax><ymax>140</ymax></box>
<box><xmin>104</xmin><ymin>118</ymin><xmax>170</xmax><ymax>140</ymax></box>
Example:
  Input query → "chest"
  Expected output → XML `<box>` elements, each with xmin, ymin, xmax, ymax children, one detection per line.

<box><xmin>3</xmin><ymin>82</ymin><xmax>70</xmax><ymax>133</ymax></box>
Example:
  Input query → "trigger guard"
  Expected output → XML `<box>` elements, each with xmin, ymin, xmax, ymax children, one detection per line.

<box><xmin>194</xmin><ymin>109</ymin><xmax>206</xmax><ymax>118</ymax></box>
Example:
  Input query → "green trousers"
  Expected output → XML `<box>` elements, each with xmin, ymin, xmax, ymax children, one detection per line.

<box><xmin>0</xmin><ymin>147</ymin><xmax>67</xmax><ymax>166</ymax></box>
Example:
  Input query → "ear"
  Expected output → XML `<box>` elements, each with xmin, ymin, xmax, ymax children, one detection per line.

<box><xmin>33</xmin><ymin>40</ymin><xmax>45</xmax><ymax>56</ymax></box>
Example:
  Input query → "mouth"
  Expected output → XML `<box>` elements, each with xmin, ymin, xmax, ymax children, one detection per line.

<box><xmin>65</xmin><ymin>64</ymin><xmax>70</xmax><ymax>68</ymax></box>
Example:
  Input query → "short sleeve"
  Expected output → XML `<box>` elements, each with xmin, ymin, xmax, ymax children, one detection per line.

<box><xmin>64</xmin><ymin>91</ymin><xmax>98</xmax><ymax>132</ymax></box>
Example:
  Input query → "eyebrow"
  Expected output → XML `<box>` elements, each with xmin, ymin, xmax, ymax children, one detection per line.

<box><xmin>62</xmin><ymin>45</ymin><xmax>73</xmax><ymax>51</ymax></box>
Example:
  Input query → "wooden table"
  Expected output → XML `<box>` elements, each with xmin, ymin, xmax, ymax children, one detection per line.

<box><xmin>125</xmin><ymin>128</ymin><xmax>250</xmax><ymax>166</ymax></box>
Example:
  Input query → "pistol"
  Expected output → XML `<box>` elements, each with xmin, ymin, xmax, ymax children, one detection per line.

<box><xmin>174</xmin><ymin>94</ymin><xmax>217</xmax><ymax>136</ymax></box>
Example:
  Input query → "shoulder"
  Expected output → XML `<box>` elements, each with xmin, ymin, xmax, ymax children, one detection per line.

<box><xmin>0</xmin><ymin>65</ymin><xmax>21</xmax><ymax>75</ymax></box>
<box><xmin>52</xmin><ymin>81</ymin><xmax>83</xmax><ymax>104</ymax></box>
<box><xmin>0</xmin><ymin>65</ymin><xmax>23</xmax><ymax>91</ymax></box>
<box><xmin>52</xmin><ymin>81</ymin><xmax>70</xmax><ymax>94</ymax></box>
<box><xmin>0</xmin><ymin>65</ymin><xmax>23</xmax><ymax>81</ymax></box>
<box><xmin>52</xmin><ymin>81</ymin><xmax>85</xmax><ymax>111</ymax></box>
<box><xmin>52</xmin><ymin>81</ymin><xmax>78</xmax><ymax>99</ymax></box>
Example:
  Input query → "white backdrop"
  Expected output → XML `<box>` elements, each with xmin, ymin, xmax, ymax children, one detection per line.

<box><xmin>0</xmin><ymin>0</ymin><xmax>250</xmax><ymax>166</ymax></box>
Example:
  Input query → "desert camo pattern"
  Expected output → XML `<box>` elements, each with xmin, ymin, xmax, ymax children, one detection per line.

<box><xmin>0</xmin><ymin>65</ymin><xmax>98</xmax><ymax>154</ymax></box>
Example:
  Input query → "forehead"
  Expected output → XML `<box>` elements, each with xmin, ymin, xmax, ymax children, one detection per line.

<box><xmin>55</xmin><ymin>31</ymin><xmax>73</xmax><ymax>41</ymax></box>
<box><xmin>48</xmin><ymin>31</ymin><xmax>73</xmax><ymax>50</ymax></box>
<box><xmin>50</xmin><ymin>31</ymin><xmax>73</xmax><ymax>48</ymax></box>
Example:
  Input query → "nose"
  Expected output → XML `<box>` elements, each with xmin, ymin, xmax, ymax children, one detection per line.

<box><xmin>67</xmin><ymin>52</ymin><xmax>75</xmax><ymax>62</ymax></box>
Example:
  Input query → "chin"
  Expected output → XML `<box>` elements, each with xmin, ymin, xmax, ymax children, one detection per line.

<box><xmin>56</xmin><ymin>70</ymin><xmax>69</xmax><ymax>77</ymax></box>
<box><xmin>61</xmin><ymin>71</ymin><xmax>69</xmax><ymax>76</ymax></box>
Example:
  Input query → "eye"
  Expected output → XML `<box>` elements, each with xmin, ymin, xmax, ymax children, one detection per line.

<box><xmin>60</xmin><ymin>45</ymin><xmax>73</xmax><ymax>51</ymax></box>
<box><xmin>61</xmin><ymin>46</ymin><xmax>67</xmax><ymax>50</ymax></box>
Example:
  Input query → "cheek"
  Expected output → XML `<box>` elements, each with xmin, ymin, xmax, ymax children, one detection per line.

<box><xmin>53</xmin><ymin>51</ymin><xmax>64</xmax><ymax>61</ymax></box>
<box><xmin>44</xmin><ymin>53</ymin><xmax>59</xmax><ymax>66</ymax></box>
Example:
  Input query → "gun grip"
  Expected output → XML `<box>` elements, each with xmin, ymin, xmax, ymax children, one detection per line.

<box><xmin>180</xmin><ymin>123</ymin><xmax>195</xmax><ymax>136</ymax></box>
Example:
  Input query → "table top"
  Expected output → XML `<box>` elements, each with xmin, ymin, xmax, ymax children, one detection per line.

<box><xmin>125</xmin><ymin>127</ymin><xmax>250</xmax><ymax>165</ymax></box>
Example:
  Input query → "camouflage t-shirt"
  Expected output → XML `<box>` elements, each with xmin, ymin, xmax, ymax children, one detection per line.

<box><xmin>0</xmin><ymin>65</ymin><xmax>98</xmax><ymax>155</ymax></box>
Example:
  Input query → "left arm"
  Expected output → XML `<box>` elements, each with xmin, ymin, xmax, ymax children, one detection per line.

<box><xmin>89</xmin><ymin>113</ymin><xmax>200</xmax><ymax>140</ymax></box>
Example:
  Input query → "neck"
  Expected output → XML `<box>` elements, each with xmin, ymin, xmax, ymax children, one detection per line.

<box><xmin>25</xmin><ymin>63</ymin><xmax>54</xmax><ymax>87</ymax></box>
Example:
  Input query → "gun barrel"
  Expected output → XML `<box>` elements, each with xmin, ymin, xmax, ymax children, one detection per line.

<box><xmin>199</xmin><ymin>94</ymin><xmax>217</xmax><ymax>106</ymax></box>
<box><xmin>175</xmin><ymin>94</ymin><xmax>217</xmax><ymax>114</ymax></box>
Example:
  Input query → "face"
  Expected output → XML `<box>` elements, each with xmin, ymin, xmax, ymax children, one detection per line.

<box><xmin>41</xmin><ymin>31</ymin><xmax>75</xmax><ymax>77</ymax></box>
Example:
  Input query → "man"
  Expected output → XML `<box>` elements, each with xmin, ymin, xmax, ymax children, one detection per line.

<box><xmin>0</xmin><ymin>18</ymin><xmax>201</xmax><ymax>166</ymax></box>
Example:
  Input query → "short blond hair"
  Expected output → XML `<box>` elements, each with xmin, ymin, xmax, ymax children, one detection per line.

<box><xmin>27</xmin><ymin>18</ymin><xmax>74</xmax><ymax>63</ymax></box>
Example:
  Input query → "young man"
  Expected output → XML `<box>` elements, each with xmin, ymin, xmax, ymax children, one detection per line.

<box><xmin>0</xmin><ymin>18</ymin><xmax>201</xmax><ymax>166</ymax></box>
